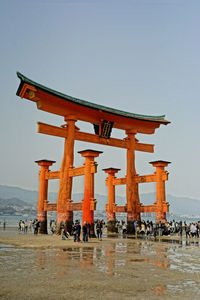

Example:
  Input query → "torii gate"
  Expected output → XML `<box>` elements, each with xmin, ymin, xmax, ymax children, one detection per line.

<box><xmin>103</xmin><ymin>160</ymin><xmax>170</xmax><ymax>233</ymax></box>
<box><xmin>16</xmin><ymin>72</ymin><xmax>170</xmax><ymax>234</ymax></box>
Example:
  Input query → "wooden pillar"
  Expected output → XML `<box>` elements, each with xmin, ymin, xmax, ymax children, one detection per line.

<box><xmin>126</xmin><ymin>130</ymin><xmax>140</xmax><ymax>233</ymax></box>
<box><xmin>79</xmin><ymin>150</ymin><xmax>102</xmax><ymax>237</ymax></box>
<box><xmin>103</xmin><ymin>168</ymin><xmax>120</xmax><ymax>233</ymax></box>
<box><xmin>150</xmin><ymin>161</ymin><xmax>170</xmax><ymax>223</ymax></box>
<box><xmin>35</xmin><ymin>159</ymin><xmax>55</xmax><ymax>234</ymax></box>
<box><xmin>57</xmin><ymin>116</ymin><xmax>76</xmax><ymax>232</ymax></box>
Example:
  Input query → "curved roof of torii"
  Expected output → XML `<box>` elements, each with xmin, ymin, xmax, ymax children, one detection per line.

<box><xmin>16</xmin><ymin>72</ymin><xmax>170</xmax><ymax>134</ymax></box>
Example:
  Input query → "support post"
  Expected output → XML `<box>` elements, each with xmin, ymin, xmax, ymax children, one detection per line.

<box><xmin>57</xmin><ymin>116</ymin><xmax>76</xmax><ymax>232</ymax></box>
<box><xmin>126</xmin><ymin>130</ymin><xmax>140</xmax><ymax>234</ymax></box>
<box><xmin>150</xmin><ymin>161</ymin><xmax>171</xmax><ymax>223</ymax></box>
<box><xmin>35</xmin><ymin>159</ymin><xmax>55</xmax><ymax>234</ymax></box>
<box><xmin>79</xmin><ymin>150</ymin><xmax>103</xmax><ymax>237</ymax></box>
<box><xmin>103</xmin><ymin>168</ymin><xmax>120</xmax><ymax>233</ymax></box>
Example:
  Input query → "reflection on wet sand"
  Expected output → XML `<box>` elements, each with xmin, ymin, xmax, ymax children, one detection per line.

<box><xmin>35</xmin><ymin>248</ymin><xmax>46</xmax><ymax>270</ymax></box>
<box><xmin>154</xmin><ymin>285</ymin><xmax>166</xmax><ymax>296</ymax></box>
<box><xmin>105</xmin><ymin>243</ymin><xmax>116</xmax><ymax>276</ymax></box>
<box><xmin>33</xmin><ymin>237</ymin><xmax>200</xmax><ymax>279</ymax></box>
<box><xmin>34</xmin><ymin>240</ymin><xmax>170</xmax><ymax>279</ymax></box>
<box><xmin>2</xmin><ymin>236</ymin><xmax>200</xmax><ymax>299</ymax></box>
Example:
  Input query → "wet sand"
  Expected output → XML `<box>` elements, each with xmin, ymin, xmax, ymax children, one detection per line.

<box><xmin>0</xmin><ymin>229</ymin><xmax>200</xmax><ymax>299</ymax></box>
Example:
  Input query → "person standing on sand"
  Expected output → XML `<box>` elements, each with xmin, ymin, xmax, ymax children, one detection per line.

<box><xmin>24</xmin><ymin>220</ymin><xmax>28</xmax><ymax>233</ymax></box>
<box><xmin>185</xmin><ymin>223</ymin><xmax>190</xmax><ymax>238</ymax></box>
<box><xmin>82</xmin><ymin>221</ymin><xmax>88</xmax><ymax>242</ymax></box>
<box><xmin>122</xmin><ymin>222</ymin><xmax>127</xmax><ymax>237</ymax></box>
<box><xmin>76</xmin><ymin>221</ymin><xmax>81</xmax><ymax>242</ymax></box>
<box><xmin>196</xmin><ymin>223</ymin><xmax>199</xmax><ymax>238</ymax></box>
<box><xmin>29</xmin><ymin>220</ymin><xmax>33</xmax><ymax>232</ymax></box>
<box><xmin>72</xmin><ymin>222</ymin><xmax>77</xmax><ymax>242</ymax></box>
<box><xmin>3</xmin><ymin>220</ymin><xmax>6</xmax><ymax>230</ymax></box>
<box><xmin>62</xmin><ymin>227</ymin><xmax>69</xmax><ymax>240</ymax></box>
<box><xmin>33</xmin><ymin>219</ymin><xmax>40</xmax><ymax>235</ymax></box>
<box><xmin>96</xmin><ymin>220</ymin><xmax>102</xmax><ymax>240</ymax></box>
<box><xmin>21</xmin><ymin>221</ymin><xmax>25</xmax><ymax>232</ymax></box>
<box><xmin>158</xmin><ymin>221</ymin><xmax>162</xmax><ymax>236</ymax></box>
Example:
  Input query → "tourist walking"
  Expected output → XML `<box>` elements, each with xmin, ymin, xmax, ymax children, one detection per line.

<box><xmin>62</xmin><ymin>227</ymin><xmax>69</xmax><ymax>240</ymax></box>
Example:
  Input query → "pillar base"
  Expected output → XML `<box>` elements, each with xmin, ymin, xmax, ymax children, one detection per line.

<box><xmin>127</xmin><ymin>211</ymin><xmax>140</xmax><ymax>234</ymax></box>
<box><xmin>65</xmin><ymin>219</ymin><xmax>73</xmax><ymax>234</ymax></box>
<box><xmin>38</xmin><ymin>211</ymin><xmax>47</xmax><ymax>234</ymax></box>
<box><xmin>38</xmin><ymin>220</ymin><xmax>48</xmax><ymax>234</ymax></box>
<box><xmin>57</xmin><ymin>211</ymin><xmax>73</xmax><ymax>234</ymax></box>
<box><xmin>127</xmin><ymin>221</ymin><xmax>136</xmax><ymax>234</ymax></box>
<box><xmin>107</xmin><ymin>220</ymin><xmax>116</xmax><ymax>233</ymax></box>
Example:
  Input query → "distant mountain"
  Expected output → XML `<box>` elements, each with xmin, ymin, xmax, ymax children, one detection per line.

<box><xmin>0</xmin><ymin>197</ymin><xmax>32</xmax><ymax>208</ymax></box>
<box><xmin>0</xmin><ymin>185</ymin><xmax>39</xmax><ymax>204</ymax></box>
<box><xmin>0</xmin><ymin>185</ymin><xmax>200</xmax><ymax>217</ymax></box>
<box><xmin>0</xmin><ymin>196</ymin><xmax>36</xmax><ymax>216</ymax></box>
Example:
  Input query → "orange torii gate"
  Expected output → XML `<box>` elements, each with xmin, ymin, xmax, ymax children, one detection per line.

<box><xmin>16</xmin><ymin>72</ymin><xmax>170</xmax><ymax>234</ymax></box>
<box><xmin>103</xmin><ymin>160</ymin><xmax>170</xmax><ymax>233</ymax></box>
<box><xmin>35</xmin><ymin>149</ymin><xmax>102</xmax><ymax>235</ymax></box>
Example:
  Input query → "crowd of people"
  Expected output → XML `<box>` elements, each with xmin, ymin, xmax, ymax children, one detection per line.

<box><xmin>120</xmin><ymin>219</ymin><xmax>200</xmax><ymax>238</ymax></box>
<box><xmin>18</xmin><ymin>219</ymin><xmax>40</xmax><ymax>234</ymax></box>
<box><xmin>15</xmin><ymin>218</ymin><xmax>200</xmax><ymax>240</ymax></box>
<box><xmin>60</xmin><ymin>219</ymin><xmax>105</xmax><ymax>242</ymax></box>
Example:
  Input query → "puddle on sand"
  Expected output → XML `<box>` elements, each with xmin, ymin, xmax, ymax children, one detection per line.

<box><xmin>1</xmin><ymin>240</ymin><xmax>200</xmax><ymax>299</ymax></box>
<box><xmin>0</xmin><ymin>243</ymin><xmax>15</xmax><ymax>251</ymax></box>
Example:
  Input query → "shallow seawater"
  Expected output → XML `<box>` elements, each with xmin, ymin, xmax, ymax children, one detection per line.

<box><xmin>0</xmin><ymin>238</ymin><xmax>200</xmax><ymax>299</ymax></box>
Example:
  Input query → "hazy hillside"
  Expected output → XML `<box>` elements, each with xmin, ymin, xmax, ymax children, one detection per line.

<box><xmin>0</xmin><ymin>185</ymin><xmax>200</xmax><ymax>217</ymax></box>
<box><xmin>0</xmin><ymin>185</ymin><xmax>39</xmax><ymax>204</ymax></box>
<box><xmin>0</xmin><ymin>197</ymin><xmax>32</xmax><ymax>208</ymax></box>
<box><xmin>0</xmin><ymin>196</ymin><xmax>36</xmax><ymax>216</ymax></box>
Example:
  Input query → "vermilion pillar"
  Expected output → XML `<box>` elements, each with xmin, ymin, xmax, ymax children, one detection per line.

<box><xmin>35</xmin><ymin>159</ymin><xmax>55</xmax><ymax>234</ymax></box>
<box><xmin>57</xmin><ymin>116</ymin><xmax>76</xmax><ymax>231</ymax></box>
<box><xmin>103</xmin><ymin>168</ymin><xmax>120</xmax><ymax>233</ymax></box>
<box><xmin>79</xmin><ymin>150</ymin><xmax>102</xmax><ymax>237</ymax></box>
<box><xmin>150</xmin><ymin>161</ymin><xmax>170</xmax><ymax>223</ymax></box>
<box><xmin>126</xmin><ymin>130</ymin><xmax>140</xmax><ymax>233</ymax></box>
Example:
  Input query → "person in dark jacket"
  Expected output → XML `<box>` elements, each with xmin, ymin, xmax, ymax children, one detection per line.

<box><xmin>96</xmin><ymin>220</ymin><xmax>102</xmax><ymax>240</ymax></box>
<box><xmin>72</xmin><ymin>223</ymin><xmax>77</xmax><ymax>242</ymax></box>
<box><xmin>76</xmin><ymin>221</ymin><xmax>81</xmax><ymax>242</ymax></box>
<box><xmin>82</xmin><ymin>221</ymin><xmax>88</xmax><ymax>242</ymax></box>
<box><xmin>33</xmin><ymin>219</ymin><xmax>40</xmax><ymax>235</ymax></box>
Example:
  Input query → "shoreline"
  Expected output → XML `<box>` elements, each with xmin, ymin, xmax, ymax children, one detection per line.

<box><xmin>0</xmin><ymin>229</ymin><xmax>199</xmax><ymax>250</ymax></box>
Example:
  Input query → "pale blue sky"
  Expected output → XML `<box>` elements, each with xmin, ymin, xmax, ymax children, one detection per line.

<box><xmin>0</xmin><ymin>0</ymin><xmax>200</xmax><ymax>199</ymax></box>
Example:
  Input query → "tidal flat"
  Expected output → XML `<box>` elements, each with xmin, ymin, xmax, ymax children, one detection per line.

<box><xmin>0</xmin><ymin>229</ymin><xmax>200</xmax><ymax>300</ymax></box>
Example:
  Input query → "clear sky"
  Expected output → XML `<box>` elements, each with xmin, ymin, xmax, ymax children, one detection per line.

<box><xmin>0</xmin><ymin>0</ymin><xmax>200</xmax><ymax>199</ymax></box>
